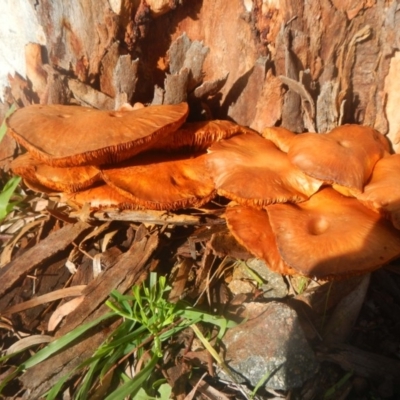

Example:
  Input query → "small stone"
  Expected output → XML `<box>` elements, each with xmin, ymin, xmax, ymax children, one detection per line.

<box><xmin>221</xmin><ymin>302</ymin><xmax>319</xmax><ymax>390</ymax></box>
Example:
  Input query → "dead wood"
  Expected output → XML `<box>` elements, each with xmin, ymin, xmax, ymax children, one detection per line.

<box><xmin>92</xmin><ymin>209</ymin><xmax>215</xmax><ymax>225</ymax></box>
<box><xmin>0</xmin><ymin>221</ymin><xmax>91</xmax><ymax>300</ymax></box>
<box><xmin>20</xmin><ymin>231</ymin><xmax>159</xmax><ymax>398</ymax></box>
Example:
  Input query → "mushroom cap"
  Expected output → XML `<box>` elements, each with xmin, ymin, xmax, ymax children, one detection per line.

<box><xmin>7</xmin><ymin>103</ymin><xmax>189</xmax><ymax>167</ymax></box>
<box><xmin>101</xmin><ymin>152</ymin><xmax>216</xmax><ymax>210</ymax></box>
<box><xmin>287</xmin><ymin>124</ymin><xmax>388</xmax><ymax>192</ymax></box>
<box><xmin>152</xmin><ymin>119</ymin><xmax>247</xmax><ymax>152</ymax></box>
<box><xmin>206</xmin><ymin>132</ymin><xmax>323</xmax><ymax>207</ymax></box>
<box><xmin>23</xmin><ymin>179</ymin><xmax>57</xmax><ymax>194</ymax></box>
<box><xmin>261</xmin><ymin>126</ymin><xmax>296</xmax><ymax>153</ymax></box>
<box><xmin>11</xmin><ymin>153</ymin><xmax>101</xmax><ymax>193</ymax></box>
<box><xmin>62</xmin><ymin>184</ymin><xmax>140</xmax><ymax>210</ymax></box>
<box><xmin>266</xmin><ymin>188</ymin><xmax>400</xmax><ymax>279</ymax></box>
<box><xmin>225</xmin><ymin>205</ymin><xmax>296</xmax><ymax>275</ymax></box>
<box><xmin>356</xmin><ymin>154</ymin><xmax>400</xmax><ymax>229</ymax></box>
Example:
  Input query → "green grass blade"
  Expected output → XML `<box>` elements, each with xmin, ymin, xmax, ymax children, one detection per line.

<box><xmin>45</xmin><ymin>371</ymin><xmax>73</xmax><ymax>400</ymax></box>
<box><xmin>104</xmin><ymin>353</ymin><xmax>159</xmax><ymax>400</ymax></box>
<box><xmin>0</xmin><ymin>176</ymin><xmax>21</xmax><ymax>221</ymax></box>
<box><xmin>23</xmin><ymin>312</ymin><xmax>115</xmax><ymax>369</ymax></box>
<box><xmin>0</xmin><ymin>104</ymin><xmax>16</xmax><ymax>142</ymax></box>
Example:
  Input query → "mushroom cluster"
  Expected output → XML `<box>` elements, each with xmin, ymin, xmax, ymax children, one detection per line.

<box><xmin>7</xmin><ymin>103</ymin><xmax>248</xmax><ymax>211</ymax></box>
<box><xmin>7</xmin><ymin>103</ymin><xmax>400</xmax><ymax>279</ymax></box>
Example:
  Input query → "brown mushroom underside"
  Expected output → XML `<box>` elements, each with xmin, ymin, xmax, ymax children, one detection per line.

<box><xmin>101</xmin><ymin>152</ymin><xmax>216</xmax><ymax>210</ymax></box>
<box><xmin>152</xmin><ymin>119</ymin><xmax>250</xmax><ymax>152</ymax></box>
<box><xmin>7</xmin><ymin>103</ymin><xmax>189</xmax><ymax>167</ymax></box>
<box><xmin>287</xmin><ymin>124</ymin><xmax>388</xmax><ymax>193</ymax></box>
<box><xmin>207</xmin><ymin>132</ymin><xmax>323</xmax><ymax>207</ymax></box>
<box><xmin>266</xmin><ymin>188</ymin><xmax>400</xmax><ymax>279</ymax></box>
<box><xmin>11</xmin><ymin>153</ymin><xmax>101</xmax><ymax>193</ymax></box>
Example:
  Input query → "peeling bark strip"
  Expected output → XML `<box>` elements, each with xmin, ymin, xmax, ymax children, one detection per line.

<box><xmin>0</xmin><ymin>222</ymin><xmax>91</xmax><ymax>299</ymax></box>
<box><xmin>20</xmin><ymin>233</ymin><xmax>159</xmax><ymax>398</ymax></box>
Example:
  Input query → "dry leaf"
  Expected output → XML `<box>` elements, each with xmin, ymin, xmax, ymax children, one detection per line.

<box><xmin>48</xmin><ymin>296</ymin><xmax>85</xmax><ymax>331</ymax></box>
<box><xmin>6</xmin><ymin>335</ymin><xmax>52</xmax><ymax>355</ymax></box>
<box><xmin>3</xmin><ymin>286</ymin><xmax>86</xmax><ymax>316</ymax></box>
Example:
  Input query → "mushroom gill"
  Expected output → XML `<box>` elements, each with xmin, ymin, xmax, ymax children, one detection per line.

<box><xmin>11</xmin><ymin>153</ymin><xmax>101</xmax><ymax>193</ymax></box>
<box><xmin>152</xmin><ymin>119</ymin><xmax>250</xmax><ymax>152</ymax></box>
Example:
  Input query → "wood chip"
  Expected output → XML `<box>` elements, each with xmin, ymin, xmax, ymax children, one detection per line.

<box><xmin>0</xmin><ymin>221</ymin><xmax>91</xmax><ymax>298</ymax></box>
<box><xmin>20</xmin><ymin>232</ymin><xmax>159</xmax><ymax>397</ymax></box>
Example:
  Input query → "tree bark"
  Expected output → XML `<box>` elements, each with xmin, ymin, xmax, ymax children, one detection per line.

<box><xmin>3</xmin><ymin>1</ymin><xmax>400</xmax><ymax>148</ymax></box>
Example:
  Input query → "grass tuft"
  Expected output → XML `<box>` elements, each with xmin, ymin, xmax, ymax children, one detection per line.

<box><xmin>1</xmin><ymin>272</ymin><xmax>236</xmax><ymax>399</ymax></box>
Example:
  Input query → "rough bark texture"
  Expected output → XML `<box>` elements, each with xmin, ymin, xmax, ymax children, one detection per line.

<box><xmin>4</xmin><ymin>0</ymin><xmax>399</xmax><ymax>149</ymax></box>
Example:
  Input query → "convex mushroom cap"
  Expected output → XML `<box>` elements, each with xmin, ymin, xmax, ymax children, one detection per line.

<box><xmin>206</xmin><ymin>132</ymin><xmax>323</xmax><ymax>207</ymax></box>
<box><xmin>7</xmin><ymin>103</ymin><xmax>189</xmax><ymax>167</ymax></box>
<box><xmin>101</xmin><ymin>152</ymin><xmax>216</xmax><ymax>210</ymax></box>
<box><xmin>287</xmin><ymin>124</ymin><xmax>389</xmax><ymax>194</ymax></box>
<box><xmin>266</xmin><ymin>188</ymin><xmax>400</xmax><ymax>279</ymax></box>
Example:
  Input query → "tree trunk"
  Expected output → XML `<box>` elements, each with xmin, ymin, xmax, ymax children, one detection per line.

<box><xmin>3</xmin><ymin>1</ymin><xmax>400</xmax><ymax>149</ymax></box>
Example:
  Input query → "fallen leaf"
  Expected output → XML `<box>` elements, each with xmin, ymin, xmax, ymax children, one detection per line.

<box><xmin>48</xmin><ymin>296</ymin><xmax>85</xmax><ymax>331</ymax></box>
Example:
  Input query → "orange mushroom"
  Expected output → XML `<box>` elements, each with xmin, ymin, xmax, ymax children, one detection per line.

<box><xmin>101</xmin><ymin>152</ymin><xmax>216</xmax><ymax>210</ymax></box>
<box><xmin>261</xmin><ymin>126</ymin><xmax>296</xmax><ymax>153</ymax></box>
<box><xmin>7</xmin><ymin>103</ymin><xmax>189</xmax><ymax>167</ymax></box>
<box><xmin>11</xmin><ymin>153</ymin><xmax>101</xmax><ymax>193</ymax></box>
<box><xmin>266</xmin><ymin>188</ymin><xmax>400</xmax><ymax>279</ymax></box>
<box><xmin>287</xmin><ymin>125</ymin><xmax>389</xmax><ymax>194</ymax></box>
<box><xmin>225</xmin><ymin>205</ymin><xmax>296</xmax><ymax>275</ymax></box>
<box><xmin>206</xmin><ymin>132</ymin><xmax>323</xmax><ymax>207</ymax></box>
<box><xmin>152</xmin><ymin>119</ymin><xmax>249</xmax><ymax>152</ymax></box>
<box><xmin>61</xmin><ymin>184</ymin><xmax>139</xmax><ymax>210</ymax></box>
<box><xmin>355</xmin><ymin>154</ymin><xmax>400</xmax><ymax>229</ymax></box>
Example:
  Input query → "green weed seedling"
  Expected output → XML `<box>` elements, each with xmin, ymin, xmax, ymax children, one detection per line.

<box><xmin>0</xmin><ymin>272</ymin><xmax>236</xmax><ymax>399</ymax></box>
